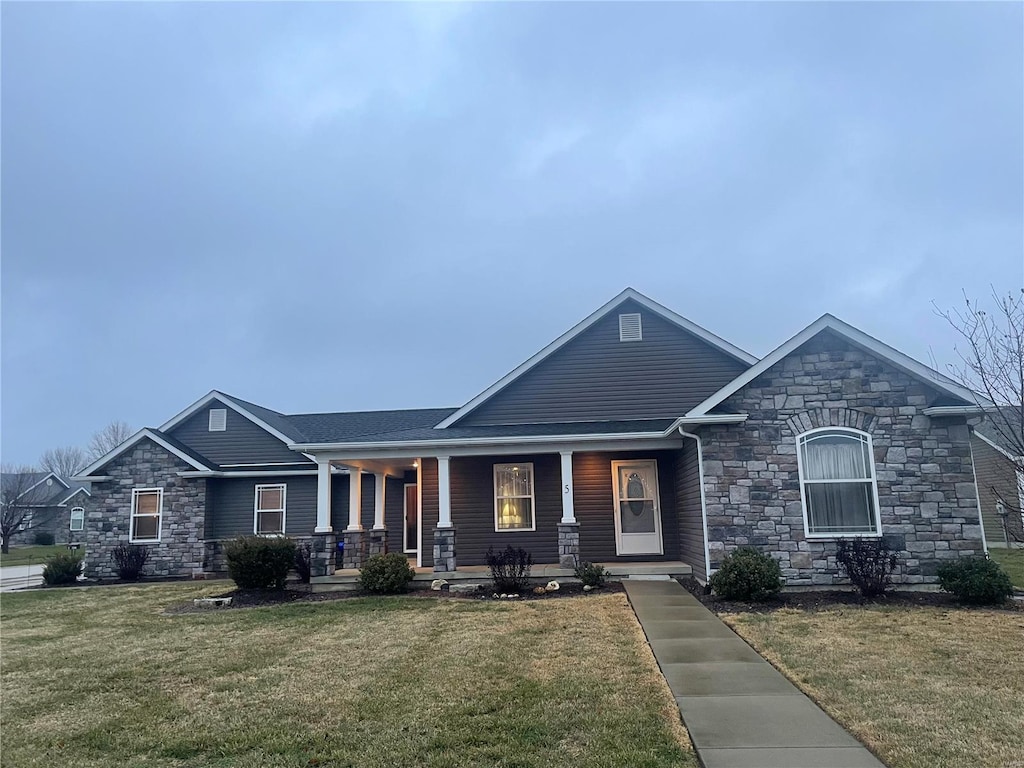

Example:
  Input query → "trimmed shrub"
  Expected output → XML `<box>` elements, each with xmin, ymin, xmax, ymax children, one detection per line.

<box><xmin>486</xmin><ymin>545</ymin><xmax>533</xmax><ymax>594</ymax></box>
<box><xmin>42</xmin><ymin>552</ymin><xmax>82</xmax><ymax>585</ymax></box>
<box><xmin>33</xmin><ymin>531</ymin><xmax>56</xmax><ymax>546</ymax></box>
<box><xmin>937</xmin><ymin>556</ymin><xmax>1013</xmax><ymax>606</ymax></box>
<box><xmin>359</xmin><ymin>553</ymin><xmax>415</xmax><ymax>594</ymax></box>
<box><xmin>836</xmin><ymin>538</ymin><xmax>899</xmax><ymax>598</ymax></box>
<box><xmin>574</xmin><ymin>561</ymin><xmax>607</xmax><ymax>589</ymax></box>
<box><xmin>709</xmin><ymin>547</ymin><xmax>782</xmax><ymax>601</ymax></box>
<box><xmin>224</xmin><ymin>536</ymin><xmax>297</xmax><ymax>590</ymax></box>
<box><xmin>294</xmin><ymin>541</ymin><xmax>312</xmax><ymax>584</ymax></box>
<box><xmin>111</xmin><ymin>543</ymin><xmax>149</xmax><ymax>582</ymax></box>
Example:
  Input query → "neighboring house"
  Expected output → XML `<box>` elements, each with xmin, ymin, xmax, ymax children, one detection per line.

<box><xmin>1</xmin><ymin>471</ymin><xmax>91</xmax><ymax>546</ymax></box>
<box><xmin>971</xmin><ymin>410</ymin><xmax>1024</xmax><ymax>548</ymax></box>
<box><xmin>74</xmin><ymin>288</ymin><xmax>989</xmax><ymax>585</ymax></box>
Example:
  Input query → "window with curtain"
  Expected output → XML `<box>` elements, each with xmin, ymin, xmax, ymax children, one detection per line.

<box><xmin>494</xmin><ymin>463</ymin><xmax>535</xmax><ymax>531</ymax></box>
<box><xmin>255</xmin><ymin>484</ymin><xmax>286</xmax><ymax>535</ymax></box>
<box><xmin>70</xmin><ymin>507</ymin><xmax>85</xmax><ymax>532</ymax></box>
<box><xmin>797</xmin><ymin>429</ymin><xmax>880</xmax><ymax>536</ymax></box>
<box><xmin>131</xmin><ymin>489</ymin><xmax>162</xmax><ymax>542</ymax></box>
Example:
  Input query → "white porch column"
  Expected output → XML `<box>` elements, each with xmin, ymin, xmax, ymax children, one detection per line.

<box><xmin>373</xmin><ymin>472</ymin><xmax>386</xmax><ymax>530</ymax></box>
<box><xmin>347</xmin><ymin>468</ymin><xmax>363</xmax><ymax>531</ymax></box>
<box><xmin>437</xmin><ymin>456</ymin><xmax>452</xmax><ymax>528</ymax></box>
<box><xmin>560</xmin><ymin>451</ymin><xmax>576</xmax><ymax>524</ymax></box>
<box><xmin>315</xmin><ymin>459</ymin><xmax>332</xmax><ymax>533</ymax></box>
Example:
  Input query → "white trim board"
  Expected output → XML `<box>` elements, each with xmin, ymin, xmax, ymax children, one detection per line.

<box><xmin>76</xmin><ymin>428</ymin><xmax>215</xmax><ymax>477</ymax></box>
<box><xmin>16</xmin><ymin>472</ymin><xmax>69</xmax><ymax>500</ymax></box>
<box><xmin>56</xmin><ymin>487</ymin><xmax>92</xmax><ymax>507</ymax></box>
<box><xmin>435</xmin><ymin>288</ymin><xmax>757</xmax><ymax>429</ymax></box>
<box><xmin>686</xmin><ymin>313</ymin><xmax>984</xmax><ymax>418</ymax></box>
<box><xmin>158</xmin><ymin>390</ymin><xmax>302</xmax><ymax>449</ymax></box>
<box><xmin>973</xmin><ymin>429</ymin><xmax>1024</xmax><ymax>462</ymax></box>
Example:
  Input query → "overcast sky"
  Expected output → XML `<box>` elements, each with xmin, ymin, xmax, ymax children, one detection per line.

<box><xmin>2</xmin><ymin>2</ymin><xmax>1022</xmax><ymax>467</ymax></box>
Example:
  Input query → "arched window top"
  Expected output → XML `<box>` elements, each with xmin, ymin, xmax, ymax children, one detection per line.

<box><xmin>797</xmin><ymin>429</ymin><xmax>873</xmax><ymax>482</ymax></box>
<box><xmin>797</xmin><ymin>428</ymin><xmax>881</xmax><ymax>537</ymax></box>
<box><xmin>70</xmin><ymin>506</ymin><xmax>85</xmax><ymax>532</ymax></box>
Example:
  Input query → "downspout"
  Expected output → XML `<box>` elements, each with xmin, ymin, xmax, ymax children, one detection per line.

<box><xmin>679</xmin><ymin>428</ymin><xmax>712</xmax><ymax>582</ymax></box>
<box><xmin>968</xmin><ymin>435</ymin><xmax>990</xmax><ymax>555</ymax></box>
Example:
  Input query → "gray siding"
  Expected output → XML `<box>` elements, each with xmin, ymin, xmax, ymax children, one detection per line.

<box><xmin>420</xmin><ymin>458</ymin><xmax>439</xmax><ymax>568</ymax></box>
<box><xmin>675</xmin><ymin>443</ymin><xmax>707</xmax><ymax>580</ymax></box>
<box><xmin>457</xmin><ymin>299</ymin><xmax>749</xmax><ymax>426</ymax></box>
<box><xmin>972</xmin><ymin>433</ymin><xmax>1023</xmax><ymax>547</ymax></box>
<box><xmin>169</xmin><ymin>399</ymin><xmax>308</xmax><ymax>466</ymax></box>
<box><xmin>207</xmin><ymin>476</ymin><xmax>317</xmax><ymax>539</ymax></box>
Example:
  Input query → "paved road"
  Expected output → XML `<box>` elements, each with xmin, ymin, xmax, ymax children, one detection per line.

<box><xmin>0</xmin><ymin>564</ymin><xmax>44</xmax><ymax>592</ymax></box>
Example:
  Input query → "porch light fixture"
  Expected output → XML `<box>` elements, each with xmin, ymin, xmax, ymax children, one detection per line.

<box><xmin>412</xmin><ymin>461</ymin><xmax>418</xmax><ymax>468</ymax></box>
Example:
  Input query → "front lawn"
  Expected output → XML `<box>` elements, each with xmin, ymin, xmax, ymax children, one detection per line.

<box><xmin>989</xmin><ymin>547</ymin><xmax>1024</xmax><ymax>588</ymax></box>
<box><xmin>724</xmin><ymin>604</ymin><xmax>1024</xmax><ymax>768</ymax></box>
<box><xmin>0</xmin><ymin>584</ymin><xmax>696</xmax><ymax>768</ymax></box>
<box><xmin>0</xmin><ymin>544</ymin><xmax>68</xmax><ymax>567</ymax></box>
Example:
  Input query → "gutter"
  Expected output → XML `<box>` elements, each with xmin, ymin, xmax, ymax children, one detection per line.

<box><xmin>287</xmin><ymin>430</ymin><xmax>675</xmax><ymax>453</ymax></box>
<box><xmin>922</xmin><ymin>405</ymin><xmax>985</xmax><ymax>417</ymax></box>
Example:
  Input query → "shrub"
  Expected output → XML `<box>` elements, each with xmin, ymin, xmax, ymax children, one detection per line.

<box><xmin>294</xmin><ymin>541</ymin><xmax>312</xmax><ymax>584</ymax></box>
<box><xmin>359</xmin><ymin>553</ymin><xmax>415</xmax><ymax>594</ymax></box>
<box><xmin>836</xmin><ymin>538</ymin><xmax>899</xmax><ymax>598</ymax></box>
<box><xmin>110</xmin><ymin>543</ymin><xmax>149</xmax><ymax>582</ymax></box>
<box><xmin>486</xmin><ymin>545</ymin><xmax>533</xmax><ymax>594</ymax></box>
<box><xmin>709</xmin><ymin>547</ymin><xmax>782</xmax><ymax>601</ymax></box>
<box><xmin>574</xmin><ymin>561</ymin><xmax>607</xmax><ymax>588</ymax></box>
<box><xmin>937</xmin><ymin>556</ymin><xmax>1013</xmax><ymax>606</ymax></box>
<box><xmin>224</xmin><ymin>536</ymin><xmax>297</xmax><ymax>590</ymax></box>
<box><xmin>33</xmin><ymin>531</ymin><xmax>55</xmax><ymax>546</ymax></box>
<box><xmin>42</xmin><ymin>552</ymin><xmax>82</xmax><ymax>585</ymax></box>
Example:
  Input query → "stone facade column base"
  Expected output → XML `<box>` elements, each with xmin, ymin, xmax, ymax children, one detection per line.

<box><xmin>342</xmin><ymin>530</ymin><xmax>365</xmax><ymax>570</ymax></box>
<box><xmin>367</xmin><ymin>528</ymin><xmax>387</xmax><ymax>557</ymax></box>
<box><xmin>558</xmin><ymin>522</ymin><xmax>580</xmax><ymax>570</ymax></box>
<box><xmin>433</xmin><ymin>526</ymin><xmax>456</xmax><ymax>572</ymax></box>
<box><xmin>310</xmin><ymin>533</ymin><xmax>337</xmax><ymax>577</ymax></box>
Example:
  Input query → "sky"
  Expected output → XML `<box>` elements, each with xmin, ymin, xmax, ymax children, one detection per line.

<box><xmin>2</xmin><ymin>1</ymin><xmax>1022</xmax><ymax>467</ymax></box>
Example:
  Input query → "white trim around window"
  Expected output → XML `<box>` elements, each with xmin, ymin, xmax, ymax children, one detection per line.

<box><xmin>254</xmin><ymin>483</ymin><xmax>287</xmax><ymax>535</ymax></box>
<box><xmin>130</xmin><ymin>488</ymin><xmax>163</xmax><ymax>543</ymax></box>
<box><xmin>796</xmin><ymin>427</ymin><xmax>882</xmax><ymax>538</ymax></box>
<box><xmin>493</xmin><ymin>463</ymin><xmax>536</xmax><ymax>532</ymax></box>
<box><xmin>70</xmin><ymin>506</ymin><xmax>85</xmax><ymax>532</ymax></box>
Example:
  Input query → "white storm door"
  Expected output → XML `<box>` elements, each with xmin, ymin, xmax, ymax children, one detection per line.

<box><xmin>612</xmin><ymin>460</ymin><xmax>664</xmax><ymax>556</ymax></box>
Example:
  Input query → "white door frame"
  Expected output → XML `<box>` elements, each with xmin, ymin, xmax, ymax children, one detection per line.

<box><xmin>404</xmin><ymin>482</ymin><xmax>418</xmax><ymax>555</ymax></box>
<box><xmin>611</xmin><ymin>459</ymin><xmax>664</xmax><ymax>556</ymax></box>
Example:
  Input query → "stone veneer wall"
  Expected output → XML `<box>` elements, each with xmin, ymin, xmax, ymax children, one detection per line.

<box><xmin>700</xmin><ymin>331</ymin><xmax>984</xmax><ymax>586</ymax></box>
<box><xmin>83</xmin><ymin>439</ymin><xmax>206</xmax><ymax>580</ymax></box>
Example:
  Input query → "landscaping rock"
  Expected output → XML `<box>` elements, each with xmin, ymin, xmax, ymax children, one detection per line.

<box><xmin>430</xmin><ymin>579</ymin><xmax>448</xmax><ymax>591</ymax></box>
<box><xmin>447</xmin><ymin>583</ymin><xmax>479</xmax><ymax>594</ymax></box>
<box><xmin>545</xmin><ymin>580</ymin><xmax>560</xmax><ymax>592</ymax></box>
<box><xmin>193</xmin><ymin>597</ymin><xmax>232</xmax><ymax>608</ymax></box>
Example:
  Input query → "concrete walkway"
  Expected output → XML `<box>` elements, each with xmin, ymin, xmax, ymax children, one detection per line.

<box><xmin>624</xmin><ymin>580</ymin><xmax>885</xmax><ymax>768</ymax></box>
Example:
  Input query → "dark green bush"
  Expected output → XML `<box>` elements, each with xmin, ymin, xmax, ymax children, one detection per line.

<box><xmin>111</xmin><ymin>543</ymin><xmax>149</xmax><ymax>581</ymax></box>
<box><xmin>294</xmin><ymin>541</ymin><xmax>312</xmax><ymax>584</ymax></box>
<box><xmin>937</xmin><ymin>556</ymin><xmax>1013</xmax><ymax>605</ymax></box>
<box><xmin>224</xmin><ymin>536</ymin><xmax>297</xmax><ymax>590</ymax></box>
<box><xmin>836</xmin><ymin>538</ymin><xmax>899</xmax><ymax>598</ymax></box>
<box><xmin>709</xmin><ymin>547</ymin><xmax>782</xmax><ymax>601</ymax></box>
<box><xmin>486</xmin><ymin>545</ymin><xmax>532</xmax><ymax>594</ymax></box>
<box><xmin>42</xmin><ymin>552</ymin><xmax>82</xmax><ymax>585</ymax></box>
<box><xmin>574</xmin><ymin>561</ymin><xmax>607</xmax><ymax>588</ymax></box>
<box><xmin>33</xmin><ymin>531</ymin><xmax>55</xmax><ymax>546</ymax></box>
<box><xmin>359</xmin><ymin>552</ymin><xmax>415</xmax><ymax>594</ymax></box>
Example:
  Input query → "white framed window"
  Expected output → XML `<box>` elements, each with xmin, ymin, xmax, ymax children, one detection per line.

<box><xmin>130</xmin><ymin>488</ymin><xmax>163</xmax><ymax>542</ymax></box>
<box><xmin>254</xmin><ymin>484</ymin><xmax>286</xmax><ymax>535</ymax></box>
<box><xmin>619</xmin><ymin>313</ymin><xmax>642</xmax><ymax>342</ymax></box>
<box><xmin>18</xmin><ymin>511</ymin><xmax>33</xmax><ymax>531</ymax></box>
<box><xmin>796</xmin><ymin>428</ymin><xmax>882</xmax><ymax>537</ymax></box>
<box><xmin>209</xmin><ymin>408</ymin><xmax>227</xmax><ymax>431</ymax></box>
<box><xmin>494</xmin><ymin>463</ymin><xmax>535</xmax><ymax>532</ymax></box>
<box><xmin>70</xmin><ymin>507</ymin><xmax>85</xmax><ymax>532</ymax></box>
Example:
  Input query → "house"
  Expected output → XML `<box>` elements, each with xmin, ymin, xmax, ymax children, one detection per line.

<box><xmin>1</xmin><ymin>471</ymin><xmax>91</xmax><ymax>546</ymax></box>
<box><xmin>971</xmin><ymin>410</ymin><xmax>1024</xmax><ymax>548</ymax></box>
<box><xmin>73</xmin><ymin>288</ymin><xmax>989</xmax><ymax>586</ymax></box>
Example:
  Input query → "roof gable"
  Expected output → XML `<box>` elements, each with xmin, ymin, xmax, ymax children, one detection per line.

<box><xmin>437</xmin><ymin>288</ymin><xmax>756</xmax><ymax>428</ymax></box>
<box><xmin>76</xmin><ymin>428</ymin><xmax>216</xmax><ymax>477</ymax></box>
<box><xmin>159</xmin><ymin>391</ymin><xmax>307</xmax><ymax>444</ymax></box>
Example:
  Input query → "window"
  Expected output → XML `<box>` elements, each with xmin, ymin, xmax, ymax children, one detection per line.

<box><xmin>797</xmin><ymin>429</ymin><xmax>881</xmax><ymax>537</ymax></box>
<box><xmin>131</xmin><ymin>488</ymin><xmax>163</xmax><ymax>542</ymax></box>
<box><xmin>18</xmin><ymin>511</ymin><xmax>32</xmax><ymax>531</ymax></box>
<box><xmin>209</xmin><ymin>408</ymin><xmax>227</xmax><ymax>431</ymax></box>
<box><xmin>494</xmin><ymin>463</ymin><xmax>535</xmax><ymax>531</ymax></box>
<box><xmin>70</xmin><ymin>507</ymin><xmax>85</xmax><ymax>532</ymax></box>
<box><xmin>619</xmin><ymin>313</ymin><xmax>642</xmax><ymax>342</ymax></box>
<box><xmin>255</xmin><ymin>484</ymin><xmax>286</xmax><ymax>535</ymax></box>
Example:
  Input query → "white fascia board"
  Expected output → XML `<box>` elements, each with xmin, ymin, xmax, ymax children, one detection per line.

<box><xmin>178</xmin><ymin>467</ymin><xmax>349</xmax><ymax>479</ymax></box>
<box><xmin>435</xmin><ymin>288</ymin><xmax>757</xmax><ymax>429</ymax></box>
<box><xmin>687</xmin><ymin>314</ymin><xmax>985</xmax><ymax>418</ymax></box>
<box><xmin>55</xmin><ymin>487</ymin><xmax>92</xmax><ymax>507</ymax></box>
<box><xmin>76</xmin><ymin>428</ymin><xmax>213</xmax><ymax>476</ymax></box>
<box><xmin>922</xmin><ymin>406</ymin><xmax>985</xmax><ymax>417</ymax></box>
<box><xmin>973</xmin><ymin>429</ymin><xmax>1024</xmax><ymax>462</ymax></box>
<box><xmin>158</xmin><ymin>390</ymin><xmax>300</xmax><ymax>448</ymax></box>
<box><xmin>660</xmin><ymin>414</ymin><xmax>749</xmax><ymax>435</ymax></box>
<box><xmin>289</xmin><ymin>430</ymin><xmax>671</xmax><ymax>453</ymax></box>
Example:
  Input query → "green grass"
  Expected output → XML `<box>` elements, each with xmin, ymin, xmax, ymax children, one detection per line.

<box><xmin>0</xmin><ymin>544</ymin><xmax>69</xmax><ymax>567</ymax></box>
<box><xmin>989</xmin><ymin>548</ymin><xmax>1024</xmax><ymax>588</ymax></box>
<box><xmin>0</xmin><ymin>584</ymin><xmax>696</xmax><ymax>768</ymax></box>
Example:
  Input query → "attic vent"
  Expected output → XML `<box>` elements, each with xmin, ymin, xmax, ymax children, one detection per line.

<box><xmin>209</xmin><ymin>408</ymin><xmax>227</xmax><ymax>432</ymax></box>
<box><xmin>619</xmin><ymin>313</ymin><xmax>642</xmax><ymax>342</ymax></box>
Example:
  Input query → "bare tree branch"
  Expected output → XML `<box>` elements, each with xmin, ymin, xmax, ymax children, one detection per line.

<box><xmin>87</xmin><ymin>421</ymin><xmax>134</xmax><ymax>462</ymax></box>
<box><xmin>1</xmin><ymin>466</ymin><xmax>43</xmax><ymax>554</ymax></box>
<box><xmin>39</xmin><ymin>446</ymin><xmax>87</xmax><ymax>478</ymax></box>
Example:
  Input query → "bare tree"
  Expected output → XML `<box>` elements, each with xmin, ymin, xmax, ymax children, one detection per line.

<box><xmin>87</xmin><ymin>420</ymin><xmax>133</xmax><ymax>462</ymax></box>
<box><xmin>39</xmin><ymin>446</ymin><xmax>87</xmax><ymax>478</ymax></box>
<box><xmin>1</xmin><ymin>466</ymin><xmax>42</xmax><ymax>554</ymax></box>
<box><xmin>938</xmin><ymin>288</ymin><xmax>1024</xmax><ymax>541</ymax></box>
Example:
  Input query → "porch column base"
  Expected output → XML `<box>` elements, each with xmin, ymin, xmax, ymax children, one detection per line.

<box><xmin>342</xmin><ymin>530</ymin><xmax>365</xmax><ymax>570</ymax></box>
<box><xmin>367</xmin><ymin>528</ymin><xmax>387</xmax><ymax>557</ymax></box>
<box><xmin>433</xmin><ymin>526</ymin><xmax>456</xmax><ymax>572</ymax></box>
<box><xmin>558</xmin><ymin>522</ymin><xmax>580</xmax><ymax>570</ymax></box>
<box><xmin>310</xmin><ymin>532</ymin><xmax>337</xmax><ymax>578</ymax></box>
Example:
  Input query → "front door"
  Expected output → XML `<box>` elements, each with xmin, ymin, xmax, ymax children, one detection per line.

<box><xmin>404</xmin><ymin>484</ymin><xmax>418</xmax><ymax>553</ymax></box>
<box><xmin>612</xmin><ymin>460</ymin><xmax>664</xmax><ymax>556</ymax></box>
